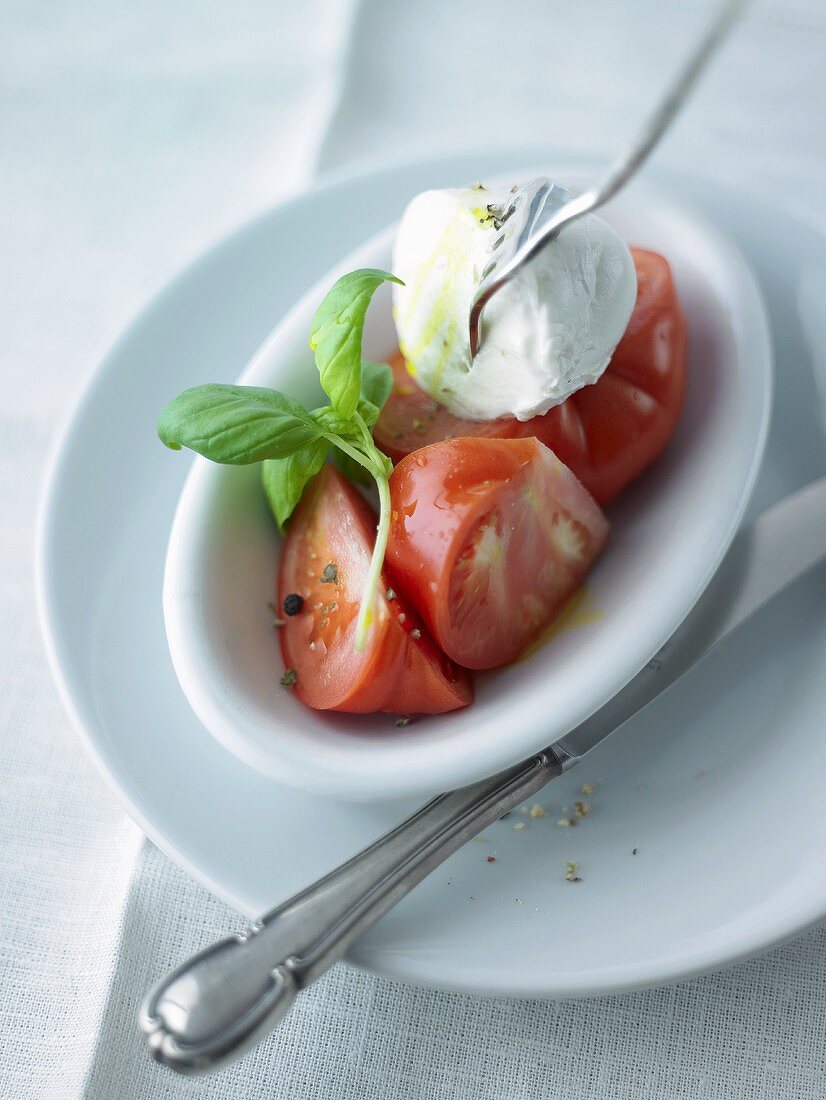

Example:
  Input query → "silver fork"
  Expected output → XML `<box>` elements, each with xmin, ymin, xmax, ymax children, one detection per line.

<box><xmin>469</xmin><ymin>0</ymin><xmax>746</xmax><ymax>357</ymax></box>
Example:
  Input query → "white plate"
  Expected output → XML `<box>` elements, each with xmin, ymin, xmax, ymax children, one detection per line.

<box><xmin>37</xmin><ymin>153</ymin><xmax>826</xmax><ymax>996</ymax></box>
<box><xmin>163</xmin><ymin>177</ymin><xmax>770</xmax><ymax>800</ymax></box>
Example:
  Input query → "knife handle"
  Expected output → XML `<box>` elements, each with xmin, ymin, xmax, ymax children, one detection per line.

<box><xmin>140</xmin><ymin>749</ymin><xmax>563</xmax><ymax>1074</ymax></box>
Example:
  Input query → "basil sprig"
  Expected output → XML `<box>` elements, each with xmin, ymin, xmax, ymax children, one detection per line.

<box><xmin>157</xmin><ymin>269</ymin><xmax>401</xmax><ymax>652</ymax></box>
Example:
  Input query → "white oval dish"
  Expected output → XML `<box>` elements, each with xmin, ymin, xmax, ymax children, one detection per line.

<box><xmin>37</xmin><ymin>154</ymin><xmax>826</xmax><ymax>997</ymax></box>
<box><xmin>162</xmin><ymin>176</ymin><xmax>771</xmax><ymax>801</ymax></box>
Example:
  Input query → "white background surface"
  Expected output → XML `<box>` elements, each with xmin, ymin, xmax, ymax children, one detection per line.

<box><xmin>2</xmin><ymin>1</ymin><xmax>826</xmax><ymax>1097</ymax></box>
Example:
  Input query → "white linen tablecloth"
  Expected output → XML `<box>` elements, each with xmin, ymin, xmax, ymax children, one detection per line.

<box><xmin>2</xmin><ymin>1</ymin><xmax>825</xmax><ymax>1097</ymax></box>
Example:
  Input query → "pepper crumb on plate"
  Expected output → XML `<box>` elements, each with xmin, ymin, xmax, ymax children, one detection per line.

<box><xmin>565</xmin><ymin>861</ymin><xmax>582</xmax><ymax>883</ymax></box>
<box><xmin>280</xmin><ymin>668</ymin><xmax>297</xmax><ymax>687</ymax></box>
<box><xmin>395</xmin><ymin>715</ymin><xmax>412</xmax><ymax>728</ymax></box>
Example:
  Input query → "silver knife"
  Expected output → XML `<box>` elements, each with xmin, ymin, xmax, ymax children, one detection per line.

<box><xmin>141</xmin><ymin>476</ymin><xmax>826</xmax><ymax>1075</ymax></box>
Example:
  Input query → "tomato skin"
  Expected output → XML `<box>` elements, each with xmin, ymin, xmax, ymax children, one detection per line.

<box><xmin>386</xmin><ymin>438</ymin><xmax>609</xmax><ymax>670</ymax></box>
<box><xmin>278</xmin><ymin>465</ymin><xmax>472</xmax><ymax>714</ymax></box>
<box><xmin>374</xmin><ymin>248</ymin><xmax>686</xmax><ymax>505</ymax></box>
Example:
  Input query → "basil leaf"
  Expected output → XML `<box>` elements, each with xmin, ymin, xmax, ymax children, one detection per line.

<box><xmin>310</xmin><ymin>270</ymin><xmax>402</xmax><ymax>419</ymax></box>
<box><xmin>360</xmin><ymin>361</ymin><xmax>393</xmax><ymax>413</ymax></box>
<box><xmin>157</xmin><ymin>384</ymin><xmax>322</xmax><ymax>464</ymax></box>
<box><xmin>310</xmin><ymin>404</ymin><xmax>351</xmax><ymax>436</ymax></box>
<box><xmin>261</xmin><ymin>442</ymin><xmax>328</xmax><ymax>532</ymax></box>
<box><xmin>358</xmin><ymin>362</ymin><xmax>393</xmax><ymax>428</ymax></box>
<box><xmin>311</xmin><ymin>364</ymin><xmax>392</xmax><ymax>433</ymax></box>
<box><xmin>357</xmin><ymin>400</ymin><xmax>379</xmax><ymax>428</ymax></box>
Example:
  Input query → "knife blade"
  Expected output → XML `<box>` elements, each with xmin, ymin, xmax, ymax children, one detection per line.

<box><xmin>555</xmin><ymin>475</ymin><xmax>826</xmax><ymax>766</ymax></box>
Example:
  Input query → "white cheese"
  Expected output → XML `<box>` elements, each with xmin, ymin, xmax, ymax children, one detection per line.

<box><xmin>392</xmin><ymin>185</ymin><xmax>637</xmax><ymax>422</ymax></box>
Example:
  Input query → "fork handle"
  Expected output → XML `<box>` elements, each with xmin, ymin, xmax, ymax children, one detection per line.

<box><xmin>588</xmin><ymin>0</ymin><xmax>745</xmax><ymax>212</ymax></box>
<box><xmin>472</xmin><ymin>0</ymin><xmax>746</xmax><ymax>345</ymax></box>
<box><xmin>139</xmin><ymin>749</ymin><xmax>563</xmax><ymax>1074</ymax></box>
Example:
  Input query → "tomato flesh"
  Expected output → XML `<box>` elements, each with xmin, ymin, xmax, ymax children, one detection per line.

<box><xmin>374</xmin><ymin>248</ymin><xmax>686</xmax><ymax>505</ymax></box>
<box><xmin>386</xmin><ymin>438</ymin><xmax>609</xmax><ymax>670</ymax></box>
<box><xmin>278</xmin><ymin>465</ymin><xmax>472</xmax><ymax>714</ymax></box>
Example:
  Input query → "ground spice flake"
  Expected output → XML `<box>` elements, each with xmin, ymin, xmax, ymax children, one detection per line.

<box><xmin>565</xmin><ymin>861</ymin><xmax>582</xmax><ymax>883</ymax></box>
<box><xmin>319</xmin><ymin>562</ymin><xmax>338</xmax><ymax>584</ymax></box>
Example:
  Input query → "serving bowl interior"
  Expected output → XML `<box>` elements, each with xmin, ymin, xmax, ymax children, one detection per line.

<box><xmin>162</xmin><ymin>173</ymin><xmax>772</xmax><ymax>802</ymax></box>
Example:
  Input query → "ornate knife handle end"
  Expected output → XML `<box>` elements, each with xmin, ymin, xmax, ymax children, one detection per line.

<box><xmin>140</xmin><ymin>750</ymin><xmax>561</xmax><ymax>1074</ymax></box>
<box><xmin>140</xmin><ymin>927</ymin><xmax>298</xmax><ymax>1075</ymax></box>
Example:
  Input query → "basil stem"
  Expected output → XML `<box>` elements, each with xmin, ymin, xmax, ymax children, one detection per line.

<box><xmin>321</xmin><ymin>431</ymin><xmax>391</xmax><ymax>653</ymax></box>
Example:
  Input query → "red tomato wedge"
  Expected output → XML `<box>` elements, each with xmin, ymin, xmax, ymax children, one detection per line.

<box><xmin>278</xmin><ymin>465</ymin><xmax>472</xmax><ymax>714</ymax></box>
<box><xmin>374</xmin><ymin>248</ymin><xmax>686</xmax><ymax>505</ymax></box>
<box><xmin>386</xmin><ymin>438</ymin><xmax>609</xmax><ymax>670</ymax></box>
